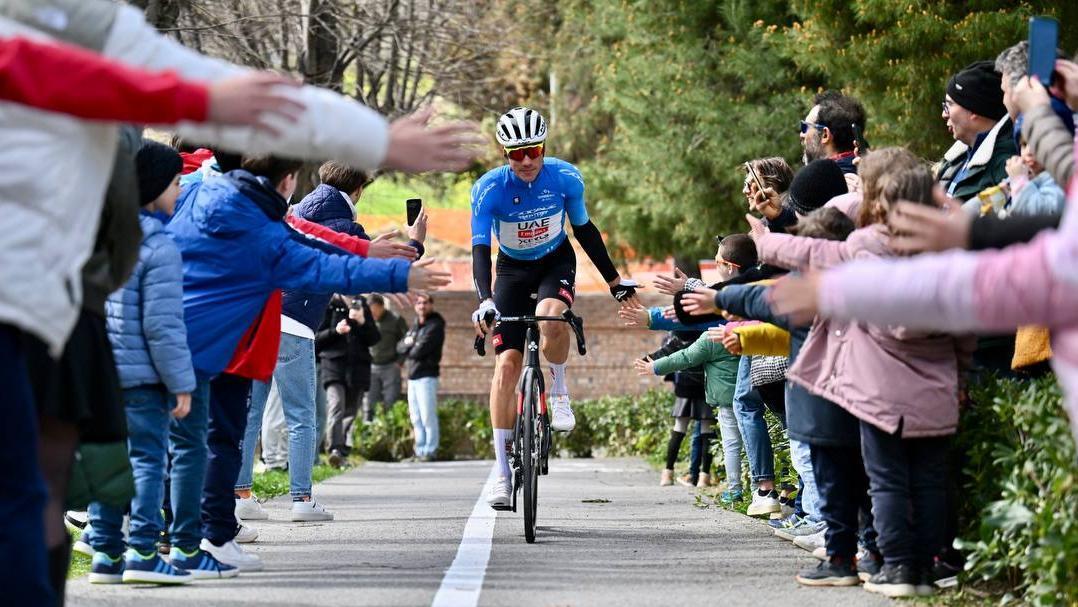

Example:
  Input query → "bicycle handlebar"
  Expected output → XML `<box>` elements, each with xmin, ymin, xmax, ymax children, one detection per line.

<box><xmin>473</xmin><ymin>310</ymin><xmax>586</xmax><ymax>357</ymax></box>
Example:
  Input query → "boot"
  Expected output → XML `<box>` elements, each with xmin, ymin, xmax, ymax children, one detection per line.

<box><xmin>696</xmin><ymin>473</ymin><xmax>712</xmax><ymax>488</ymax></box>
<box><xmin>659</xmin><ymin>469</ymin><xmax>675</xmax><ymax>486</ymax></box>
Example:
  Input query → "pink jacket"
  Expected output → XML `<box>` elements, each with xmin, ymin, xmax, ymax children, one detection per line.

<box><xmin>758</xmin><ymin>226</ymin><xmax>970</xmax><ymax>437</ymax></box>
<box><xmin>819</xmin><ymin>137</ymin><xmax>1078</xmax><ymax>443</ymax></box>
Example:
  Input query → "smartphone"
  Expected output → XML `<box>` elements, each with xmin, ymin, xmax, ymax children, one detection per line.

<box><xmin>744</xmin><ymin>163</ymin><xmax>765</xmax><ymax>193</ymax></box>
<box><xmin>1028</xmin><ymin>16</ymin><xmax>1059</xmax><ymax>84</ymax></box>
<box><xmin>406</xmin><ymin>198</ymin><xmax>422</xmax><ymax>226</ymax></box>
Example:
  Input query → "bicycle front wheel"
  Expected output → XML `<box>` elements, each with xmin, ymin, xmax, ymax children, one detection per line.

<box><xmin>521</xmin><ymin>367</ymin><xmax>541</xmax><ymax>543</ymax></box>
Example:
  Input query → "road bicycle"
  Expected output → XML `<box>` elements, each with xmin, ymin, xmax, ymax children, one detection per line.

<box><xmin>474</xmin><ymin>309</ymin><xmax>586</xmax><ymax>543</ymax></box>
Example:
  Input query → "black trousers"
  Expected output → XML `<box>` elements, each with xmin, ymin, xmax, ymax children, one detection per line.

<box><xmin>201</xmin><ymin>373</ymin><xmax>252</xmax><ymax>546</ymax></box>
<box><xmin>811</xmin><ymin>443</ymin><xmax>875</xmax><ymax>559</ymax></box>
<box><xmin>859</xmin><ymin>421</ymin><xmax>950</xmax><ymax>568</ymax></box>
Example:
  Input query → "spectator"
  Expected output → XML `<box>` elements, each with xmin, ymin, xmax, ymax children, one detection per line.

<box><xmin>801</xmin><ymin>90</ymin><xmax>867</xmax><ymax>191</ymax></box>
<box><xmin>649</xmin><ymin>330</ymin><xmax>710</xmax><ymax>489</ymax></box>
<box><xmin>1001</xmin><ymin>134</ymin><xmax>1066</xmax><ymax>217</ymax></box>
<box><xmin>398</xmin><ymin>293</ymin><xmax>446</xmax><ymax>461</ymax></box>
<box><xmin>936</xmin><ymin>61</ymin><xmax>1017</xmax><ymax>208</ymax></box>
<box><xmin>316</xmin><ymin>295</ymin><xmax>381</xmax><ymax>468</ymax></box>
<box><xmin>367</xmin><ymin>294</ymin><xmax>410</xmax><ymax>418</ymax></box>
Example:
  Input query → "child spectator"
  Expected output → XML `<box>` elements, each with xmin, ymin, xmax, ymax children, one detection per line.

<box><xmin>648</xmin><ymin>330</ymin><xmax>710</xmax><ymax>488</ymax></box>
<box><xmin>1001</xmin><ymin>134</ymin><xmax>1066</xmax><ymax>217</ymax></box>
<box><xmin>85</xmin><ymin>140</ymin><xmax>199</xmax><ymax>584</ymax></box>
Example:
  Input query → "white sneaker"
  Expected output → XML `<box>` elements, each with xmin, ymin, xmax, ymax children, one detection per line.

<box><xmin>235</xmin><ymin>496</ymin><xmax>269</xmax><ymax>521</ymax></box>
<box><xmin>487</xmin><ymin>476</ymin><xmax>511</xmax><ymax>510</ymax></box>
<box><xmin>549</xmin><ymin>394</ymin><xmax>575</xmax><ymax>432</ymax></box>
<box><xmin>746</xmin><ymin>490</ymin><xmax>781</xmax><ymax>516</ymax></box>
<box><xmin>793</xmin><ymin>528</ymin><xmax>828</xmax><ymax>552</ymax></box>
<box><xmin>200</xmin><ymin>538</ymin><xmax>263</xmax><ymax>572</ymax></box>
<box><xmin>290</xmin><ymin>500</ymin><xmax>334</xmax><ymax>522</ymax></box>
<box><xmin>234</xmin><ymin>523</ymin><xmax>258</xmax><ymax>544</ymax></box>
<box><xmin>64</xmin><ymin>510</ymin><xmax>88</xmax><ymax>533</ymax></box>
<box><xmin>73</xmin><ymin>538</ymin><xmax>93</xmax><ymax>557</ymax></box>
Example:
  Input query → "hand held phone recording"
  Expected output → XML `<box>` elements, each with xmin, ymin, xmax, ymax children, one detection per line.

<box><xmin>1028</xmin><ymin>16</ymin><xmax>1058</xmax><ymax>85</ymax></box>
<box><xmin>406</xmin><ymin>198</ymin><xmax>422</xmax><ymax>226</ymax></box>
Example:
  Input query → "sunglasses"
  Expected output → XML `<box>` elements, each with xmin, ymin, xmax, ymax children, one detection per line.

<box><xmin>799</xmin><ymin>120</ymin><xmax>827</xmax><ymax>135</ymax></box>
<box><xmin>504</xmin><ymin>144</ymin><xmax>544</xmax><ymax>162</ymax></box>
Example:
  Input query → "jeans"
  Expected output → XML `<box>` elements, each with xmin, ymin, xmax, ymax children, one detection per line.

<box><xmin>86</xmin><ymin>386</ymin><xmax>171</xmax><ymax>555</ymax></box>
<box><xmin>261</xmin><ymin>380</ymin><xmax>289</xmax><ymax>468</ymax></box>
<box><xmin>407</xmin><ymin>376</ymin><xmax>439</xmax><ymax>457</ymax></box>
<box><xmin>201</xmin><ymin>374</ymin><xmax>250</xmax><ymax>546</ymax></box>
<box><xmin>716</xmin><ymin>406</ymin><xmax>744</xmax><ymax>492</ymax></box>
<box><xmin>811</xmin><ymin>443</ymin><xmax>874</xmax><ymax>559</ymax></box>
<box><xmin>731</xmin><ymin>356</ymin><xmax>774</xmax><ymax>483</ymax></box>
<box><xmin>168</xmin><ymin>378</ymin><xmax>211</xmax><ymax>551</ymax></box>
<box><xmin>0</xmin><ymin>325</ymin><xmax>53</xmax><ymax>605</ymax></box>
<box><xmin>367</xmin><ymin>362</ymin><xmax>402</xmax><ymax>414</ymax></box>
<box><xmin>325</xmin><ymin>383</ymin><xmax>361</xmax><ymax>453</ymax></box>
<box><xmin>860</xmin><ymin>421</ymin><xmax>950</xmax><ymax>568</ymax></box>
<box><xmin>237</xmin><ymin>333</ymin><xmax>317</xmax><ymax>498</ymax></box>
<box><xmin>790</xmin><ymin>438</ymin><xmax>821</xmax><ymax>521</ymax></box>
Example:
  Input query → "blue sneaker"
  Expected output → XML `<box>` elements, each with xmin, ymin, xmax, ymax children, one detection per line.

<box><xmin>720</xmin><ymin>489</ymin><xmax>744</xmax><ymax>505</ymax></box>
<box><xmin>123</xmin><ymin>548</ymin><xmax>191</xmax><ymax>584</ymax></box>
<box><xmin>88</xmin><ymin>551</ymin><xmax>124</xmax><ymax>584</ymax></box>
<box><xmin>769</xmin><ymin>512</ymin><xmax>801</xmax><ymax>531</ymax></box>
<box><xmin>169</xmin><ymin>547</ymin><xmax>239</xmax><ymax>579</ymax></box>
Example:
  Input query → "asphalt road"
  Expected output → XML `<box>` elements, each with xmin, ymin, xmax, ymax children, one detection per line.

<box><xmin>67</xmin><ymin>458</ymin><xmax>889</xmax><ymax>607</ymax></box>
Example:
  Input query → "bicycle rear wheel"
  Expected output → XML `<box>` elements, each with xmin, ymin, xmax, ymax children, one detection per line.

<box><xmin>521</xmin><ymin>368</ymin><xmax>541</xmax><ymax>543</ymax></box>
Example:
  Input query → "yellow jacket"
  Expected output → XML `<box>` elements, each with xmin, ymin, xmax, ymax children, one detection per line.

<box><xmin>732</xmin><ymin>323</ymin><xmax>790</xmax><ymax>356</ymax></box>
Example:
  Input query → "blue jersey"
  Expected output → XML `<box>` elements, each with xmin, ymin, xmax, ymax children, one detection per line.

<box><xmin>470</xmin><ymin>157</ymin><xmax>589</xmax><ymax>261</ymax></box>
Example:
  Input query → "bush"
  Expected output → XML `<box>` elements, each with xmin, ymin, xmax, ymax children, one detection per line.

<box><xmin>955</xmin><ymin>375</ymin><xmax>1078</xmax><ymax>606</ymax></box>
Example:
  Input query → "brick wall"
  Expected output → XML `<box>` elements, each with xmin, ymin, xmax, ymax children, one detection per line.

<box><xmin>394</xmin><ymin>292</ymin><xmax>671</xmax><ymax>402</ymax></box>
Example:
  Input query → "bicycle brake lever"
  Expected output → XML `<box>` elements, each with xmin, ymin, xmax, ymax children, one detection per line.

<box><xmin>474</xmin><ymin>334</ymin><xmax>486</xmax><ymax>357</ymax></box>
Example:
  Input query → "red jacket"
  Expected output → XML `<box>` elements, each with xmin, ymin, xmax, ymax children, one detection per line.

<box><xmin>0</xmin><ymin>36</ymin><xmax>208</xmax><ymax>122</ymax></box>
<box><xmin>222</xmin><ymin>216</ymin><xmax>373</xmax><ymax>381</ymax></box>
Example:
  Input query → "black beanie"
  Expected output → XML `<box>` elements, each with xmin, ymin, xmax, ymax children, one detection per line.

<box><xmin>136</xmin><ymin>139</ymin><xmax>183</xmax><ymax>205</ymax></box>
<box><xmin>947</xmin><ymin>60</ymin><xmax>1007</xmax><ymax>121</ymax></box>
<box><xmin>787</xmin><ymin>159</ymin><xmax>848</xmax><ymax>216</ymax></box>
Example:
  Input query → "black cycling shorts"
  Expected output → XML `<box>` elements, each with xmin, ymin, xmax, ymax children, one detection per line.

<box><xmin>491</xmin><ymin>240</ymin><xmax>576</xmax><ymax>354</ymax></box>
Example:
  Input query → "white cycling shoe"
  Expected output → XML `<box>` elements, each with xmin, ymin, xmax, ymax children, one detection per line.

<box><xmin>549</xmin><ymin>394</ymin><xmax>576</xmax><ymax>432</ymax></box>
<box><xmin>487</xmin><ymin>476</ymin><xmax>512</xmax><ymax>510</ymax></box>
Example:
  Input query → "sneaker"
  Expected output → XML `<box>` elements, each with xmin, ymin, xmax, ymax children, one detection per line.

<box><xmin>64</xmin><ymin>510</ymin><xmax>88</xmax><ymax>533</ymax></box>
<box><xmin>929</xmin><ymin>554</ymin><xmax>962</xmax><ymax>589</ymax></box>
<box><xmin>235</xmin><ymin>496</ymin><xmax>269</xmax><ymax>521</ymax></box>
<box><xmin>776</xmin><ymin>518</ymin><xmax>826</xmax><ymax>541</ymax></box>
<box><xmin>549</xmin><ymin>394</ymin><xmax>575</xmax><ymax>432</ymax></box>
<box><xmin>88</xmin><ymin>551</ymin><xmax>124</xmax><ymax>584</ymax></box>
<box><xmin>659</xmin><ymin>469</ymin><xmax>674</xmax><ymax>486</ymax></box>
<box><xmin>695</xmin><ymin>473</ymin><xmax>711</xmax><ymax>488</ymax></box>
<box><xmin>73</xmin><ymin>537</ymin><xmax>94</xmax><ymax>557</ymax></box>
<box><xmin>328</xmin><ymin>449</ymin><xmax>345</xmax><ymax>469</ymax></box>
<box><xmin>747</xmin><ymin>489</ymin><xmax>781</xmax><ymax>517</ymax></box>
<box><xmin>863</xmin><ymin>563</ymin><xmax>918</xmax><ymax>598</ymax></box>
<box><xmin>792</xmin><ymin>527</ymin><xmax>827</xmax><ymax>552</ymax></box>
<box><xmin>234</xmin><ymin>523</ymin><xmax>258</xmax><ymax>544</ymax></box>
<box><xmin>169</xmin><ymin>546</ymin><xmax>240</xmax><ymax>579</ymax></box>
<box><xmin>795</xmin><ymin>557</ymin><xmax>860</xmax><ymax>587</ymax></box>
<box><xmin>676</xmin><ymin>474</ymin><xmax>696</xmax><ymax>487</ymax></box>
<box><xmin>915</xmin><ymin>568</ymin><xmax>937</xmax><ymax>597</ymax></box>
<box><xmin>122</xmin><ymin>548</ymin><xmax>191</xmax><ymax>584</ymax></box>
<box><xmin>487</xmin><ymin>476</ymin><xmax>512</xmax><ymax>510</ymax></box>
<box><xmin>719</xmin><ymin>489</ymin><xmax>743</xmax><ymax>505</ymax></box>
<box><xmin>200</xmin><ymin>538</ymin><xmax>263</xmax><ymax>572</ymax></box>
<box><xmin>777</xmin><ymin>493</ymin><xmax>797</xmax><ymax>519</ymax></box>
<box><xmin>291</xmin><ymin>499</ymin><xmax>334</xmax><ymax>522</ymax></box>
<box><xmin>856</xmin><ymin>548</ymin><xmax>882</xmax><ymax>582</ymax></box>
<box><xmin>812</xmin><ymin>546</ymin><xmax>827</xmax><ymax>561</ymax></box>
<box><xmin>768</xmin><ymin>512</ymin><xmax>801</xmax><ymax>530</ymax></box>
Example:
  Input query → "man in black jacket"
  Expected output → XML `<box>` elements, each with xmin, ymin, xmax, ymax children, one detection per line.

<box><xmin>397</xmin><ymin>293</ymin><xmax>445</xmax><ymax>461</ymax></box>
<box><xmin>316</xmin><ymin>295</ymin><xmax>380</xmax><ymax>467</ymax></box>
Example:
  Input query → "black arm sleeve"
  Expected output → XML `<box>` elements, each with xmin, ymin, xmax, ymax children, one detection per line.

<box><xmin>572</xmin><ymin>220</ymin><xmax>619</xmax><ymax>283</ymax></box>
<box><xmin>969</xmin><ymin>212</ymin><xmax>1061</xmax><ymax>251</ymax></box>
<box><xmin>471</xmin><ymin>244</ymin><xmax>493</xmax><ymax>301</ymax></box>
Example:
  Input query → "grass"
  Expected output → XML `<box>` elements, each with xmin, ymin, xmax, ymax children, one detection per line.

<box><xmin>359</xmin><ymin>174</ymin><xmax>472</xmax><ymax>216</ymax></box>
<box><xmin>66</xmin><ymin>453</ymin><xmax>358</xmax><ymax>580</ymax></box>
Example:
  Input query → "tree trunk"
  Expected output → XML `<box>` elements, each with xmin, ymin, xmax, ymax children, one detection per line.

<box><xmin>304</xmin><ymin>0</ymin><xmax>342</xmax><ymax>91</ymax></box>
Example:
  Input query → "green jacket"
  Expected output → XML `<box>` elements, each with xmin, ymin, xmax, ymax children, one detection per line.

<box><xmin>370</xmin><ymin>310</ymin><xmax>409</xmax><ymax>365</ymax></box>
<box><xmin>651</xmin><ymin>333</ymin><xmax>740</xmax><ymax>406</ymax></box>
<box><xmin>936</xmin><ymin>115</ymin><xmax>1017</xmax><ymax>205</ymax></box>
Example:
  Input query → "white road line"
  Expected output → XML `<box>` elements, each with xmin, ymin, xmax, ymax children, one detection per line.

<box><xmin>431</xmin><ymin>466</ymin><xmax>499</xmax><ymax>607</ymax></box>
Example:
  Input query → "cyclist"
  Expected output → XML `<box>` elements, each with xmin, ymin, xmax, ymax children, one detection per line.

<box><xmin>471</xmin><ymin>106</ymin><xmax>638</xmax><ymax>508</ymax></box>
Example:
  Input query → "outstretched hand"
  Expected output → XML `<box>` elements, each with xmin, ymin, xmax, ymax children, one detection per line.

<box><xmin>746</xmin><ymin>213</ymin><xmax>768</xmax><ymax>242</ymax></box>
<box><xmin>207</xmin><ymin>71</ymin><xmax>305</xmax><ymax>135</ymax></box>
<box><xmin>681</xmin><ymin>287</ymin><xmax>718</xmax><ymax>316</ymax></box>
<box><xmin>767</xmin><ymin>273</ymin><xmax>822</xmax><ymax>326</ymax></box>
<box><xmin>406</xmin><ymin>258</ymin><xmax>452</xmax><ymax>291</ymax></box>
<box><xmin>653</xmin><ymin>267</ymin><xmax>688</xmax><ymax>296</ymax></box>
<box><xmin>368</xmin><ymin>230</ymin><xmax>418</xmax><ymax>260</ymax></box>
<box><xmin>383</xmin><ymin>107</ymin><xmax>484</xmax><ymax>173</ymax></box>
<box><xmin>618</xmin><ymin>300</ymin><xmax>650</xmax><ymax>328</ymax></box>
<box><xmin>632</xmin><ymin>357</ymin><xmax>655</xmax><ymax>376</ymax></box>
<box><xmin>888</xmin><ymin>191</ymin><xmax>971</xmax><ymax>255</ymax></box>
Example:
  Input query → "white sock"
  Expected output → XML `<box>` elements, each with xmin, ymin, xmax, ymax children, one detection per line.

<box><xmin>549</xmin><ymin>362</ymin><xmax>568</xmax><ymax>396</ymax></box>
<box><xmin>493</xmin><ymin>428</ymin><xmax>513</xmax><ymax>480</ymax></box>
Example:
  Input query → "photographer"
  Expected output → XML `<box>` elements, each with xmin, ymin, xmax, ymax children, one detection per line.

<box><xmin>316</xmin><ymin>295</ymin><xmax>381</xmax><ymax>468</ymax></box>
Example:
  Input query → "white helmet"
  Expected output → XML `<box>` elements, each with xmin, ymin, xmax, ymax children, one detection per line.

<box><xmin>495</xmin><ymin>106</ymin><xmax>547</xmax><ymax>147</ymax></box>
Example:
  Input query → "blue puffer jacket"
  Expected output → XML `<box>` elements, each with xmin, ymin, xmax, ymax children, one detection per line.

<box><xmin>281</xmin><ymin>183</ymin><xmax>423</xmax><ymax>330</ymax></box>
<box><xmin>106</xmin><ymin>213</ymin><xmax>196</xmax><ymax>394</ymax></box>
<box><xmin>167</xmin><ymin>172</ymin><xmax>412</xmax><ymax>377</ymax></box>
